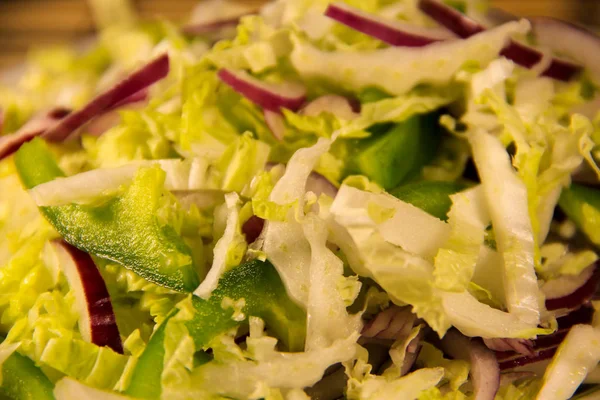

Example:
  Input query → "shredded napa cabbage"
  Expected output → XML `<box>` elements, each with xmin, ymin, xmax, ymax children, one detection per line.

<box><xmin>1</xmin><ymin>0</ymin><xmax>600</xmax><ymax>397</ymax></box>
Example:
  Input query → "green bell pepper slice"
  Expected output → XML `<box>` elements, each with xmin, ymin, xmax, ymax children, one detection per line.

<box><xmin>123</xmin><ymin>313</ymin><xmax>171</xmax><ymax>399</ymax></box>
<box><xmin>14</xmin><ymin>138</ymin><xmax>199</xmax><ymax>292</ymax></box>
<box><xmin>559</xmin><ymin>183</ymin><xmax>600</xmax><ymax>247</ymax></box>
<box><xmin>346</xmin><ymin>114</ymin><xmax>441</xmax><ymax>190</ymax></box>
<box><xmin>390</xmin><ymin>180</ymin><xmax>467</xmax><ymax>221</ymax></box>
<box><xmin>0</xmin><ymin>342</ymin><xmax>55</xmax><ymax>400</ymax></box>
<box><xmin>125</xmin><ymin>259</ymin><xmax>306</xmax><ymax>399</ymax></box>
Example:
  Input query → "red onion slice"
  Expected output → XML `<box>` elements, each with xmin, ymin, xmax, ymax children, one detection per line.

<box><xmin>108</xmin><ymin>88</ymin><xmax>149</xmax><ymax>111</ymax></box>
<box><xmin>479</xmin><ymin>10</ymin><xmax>580</xmax><ymax>81</ymax></box>
<box><xmin>263</xmin><ymin>110</ymin><xmax>286</xmax><ymax>141</ymax></box>
<box><xmin>417</xmin><ymin>0</ymin><xmax>582</xmax><ymax>81</ymax></box>
<box><xmin>556</xmin><ymin>305</ymin><xmax>595</xmax><ymax>329</ymax></box>
<box><xmin>530</xmin><ymin>17</ymin><xmax>600</xmax><ymax>84</ymax></box>
<box><xmin>0</xmin><ymin>107</ymin><xmax>71</xmax><ymax>160</ymax></box>
<box><xmin>242</xmin><ymin>215</ymin><xmax>266</xmax><ymax>245</ymax></box>
<box><xmin>360</xmin><ymin>309</ymin><xmax>423</xmax><ymax>376</ymax></box>
<box><xmin>495</xmin><ymin>307</ymin><xmax>594</xmax><ymax>364</ymax></box>
<box><xmin>362</xmin><ymin>306</ymin><xmax>400</xmax><ymax>338</ymax></box>
<box><xmin>301</xmin><ymin>94</ymin><xmax>360</xmax><ymax>120</ymax></box>
<box><xmin>46</xmin><ymin>108</ymin><xmax>72</xmax><ymax>119</ymax></box>
<box><xmin>418</xmin><ymin>0</ymin><xmax>533</xmax><ymax>67</ymax></box>
<box><xmin>401</xmin><ymin>333</ymin><xmax>424</xmax><ymax>376</ymax></box>
<box><xmin>532</xmin><ymin>332</ymin><xmax>568</xmax><ymax>350</ymax></box>
<box><xmin>498</xmin><ymin>346</ymin><xmax>557</xmax><ymax>370</ymax></box>
<box><xmin>545</xmin><ymin>266</ymin><xmax>600</xmax><ymax>311</ymax></box>
<box><xmin>440</xmin><ymin>330</ymin><xmax>500</xmax><ymax>400</ymax></box>
<box><xmin>218</xmin><ymin>69</ymin><xmax>307</xmax><ymax>112</ymax></box>
<box><xmin>325</xmin><ymin>2</ymin><xmax>454</xmax><ymax>47</ymax></box>
<box><xmin>533</xmin><ymin>306</ymin><xmax>594</xmax><ymax>349</ymax></box>
<box><xmin>418</xmin><ymin>0</ymin><xmax>484</xmax><ymax>38</ymax></box>
<box><xmin>43</xmin><ymin>53</ymin><xmax>170</xmax><ymax>142</ymax></box>
<box><xmin>500</xmin><ymin>40</ymin><xmax>580</xmax><ymax>82</ymax></box>
<box><xmin>51</xmin><ymin>240</ymin><xmax>123</xmax><ymax>354</ymax></box>
<box><xmin>83</xmin><ymin>100</ymin><xmax>147</xmax><ymax>137</ymax></box>
<box><xmin>499</xmin><ymin>40</ymin><xmax>542</xmax><ymax>69</ymax></box>
<box><xmin>483</xmin><ymin>338</ymin><xmax>534</xmax><ymax>356</ymax></box>
<box><xmin>306</xmin><ymin>172</ymin><xmax>338</xmax><ymax>199</ymax></box>
<box><xmin>543</xmin><ymin>265</ymin><xmax>596</xmax><ymax>301</ymax></box>
<box><xmin>541</xmin><ymin>57</ymin><xmax>582</xmax><ymax>82</ymax></box>
<box><xmin>362</xmin><ymin>306</ymin><xmax>415</xmax><ymax>340</ymax></box>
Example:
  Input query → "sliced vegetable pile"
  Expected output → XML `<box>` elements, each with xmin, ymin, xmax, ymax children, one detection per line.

<box><xmin>1</xmin><ymin>0</ymin><xmax>600</xmax><ymax>398</ymax></box>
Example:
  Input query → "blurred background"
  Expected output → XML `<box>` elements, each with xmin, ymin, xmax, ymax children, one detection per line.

<box><xmin>0</xmin><ymin>0</ymin><xmax>598</xmax><ymax>69</ymax></box>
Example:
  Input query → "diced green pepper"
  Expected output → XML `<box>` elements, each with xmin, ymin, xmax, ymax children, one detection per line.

<box><xmin>125</xmin><ymin>259</ymin><xmax>306</xmax><ymax>399</ymax></box>
<box><xmin>0</xmin><ymin>344</ymin><xmax>55</xmax><ymax>400</ymax></box>
<box><xmin>390</xmin><ymin>180</ymin><xmax>467</xmax><ymax>221</ymax></box>
<box><xmin>559</xmin><ymin>184</ymin><xmax>600</xmax><ymax>246</ymax></box>
<box><xmin>14</xmin><ymin>138</ymin><xmax>199</xmax><ymax>292</ymax></box>
<box><xmin>346</xmin><ymin>114</ymin><xmax>441</xmax><ymax>190</ymax></box>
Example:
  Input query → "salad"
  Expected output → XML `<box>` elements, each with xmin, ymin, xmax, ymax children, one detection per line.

<box><xmin>0</xmin><ymin>0</ymin><xmax>600</xmax><ymax>398</ymax></box>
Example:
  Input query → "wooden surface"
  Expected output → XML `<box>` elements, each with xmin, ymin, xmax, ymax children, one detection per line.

<box><xmin>0</xmin><ymin>0</ymin><xmax>597</xmax><ymax>68</ymax></box>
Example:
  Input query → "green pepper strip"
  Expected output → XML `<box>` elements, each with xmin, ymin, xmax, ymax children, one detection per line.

<box><xmin>559</xmin><ymin>183</ymin><xmax>600</xmax><ymax>247</ymax></box>
<box><xmin>390</xmin><ymin>180</ymin><xmax>467</xmax><ymax>221</ymax></box>
<box><xmin>125</xmin><ymin>259</ymin><xmax>306</xmax><ymax>399</ymax></box>
<box><xmin>0</xmin><ymin>339</ymin><xmax>55</xmax><ymax>400</ymax></box>
<box><xmin>346</xmin><ymin>114</ymin><xmax>441</xmax><ymax>190</ymax></box>
<box><xmin>123</xmin><ymin>313</ymin><xmax>172</xmax><ymax>399</ymax></box>
<box><xmin>14</xmin><ymin>138</ymin><xmax>199</xmax><ymax>292</ymax></box>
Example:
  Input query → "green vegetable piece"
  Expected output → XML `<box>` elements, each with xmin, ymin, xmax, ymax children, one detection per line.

<box><xmin>193</xmin><ymin>351</ymin><xmax>212</xmax><ymax>368</ymax></box>
<box><xmin>186</xmin><ymin>259</ymin><xmax>306</xmax><ymax>352</ymax></box>
<box><xmin>390</xmin><ymin>181</ymin><xmax>467</xmax><ymax>221</ymax></box>
<box><xmin>14</xmin><ymin>138</ymin><xmax>199</xmax><ymax>292</ymax></box>
<box><xmin>126</xmin><ymin>260</ymin><xmax>306</xmax><ymax>399</ymax></box>
<box><xmin>357</xmin><ymin>87</ymin><xmax>391</xmax><ymax>104</ymax></box>
<box><xmin>124</xmin><ymin>314</ymin><xmax>212</xmax><ymax>399</ymax></box>
<box><xmin>0</xmin><ymin>347</ymin><xmax>55</xmax><ymax>400</ymax></box>
<box><xmin>125</xmin><ymin>314</ymin><xmax>171</xmax><ymax>399</ymax></box>
<box><xmin>559</xmin><ymin>184</ymin><xmax>600</xmax><ymax>246</ymax></box>
<box><xmin>447</xmin><ymin>0</ymin><xmax>467</xmax><ymax>13</ymax></box>
<box><xmin>347</xmin><ymin>114</ymin><xmax>441</xmax><ymax>190</ymax></box>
